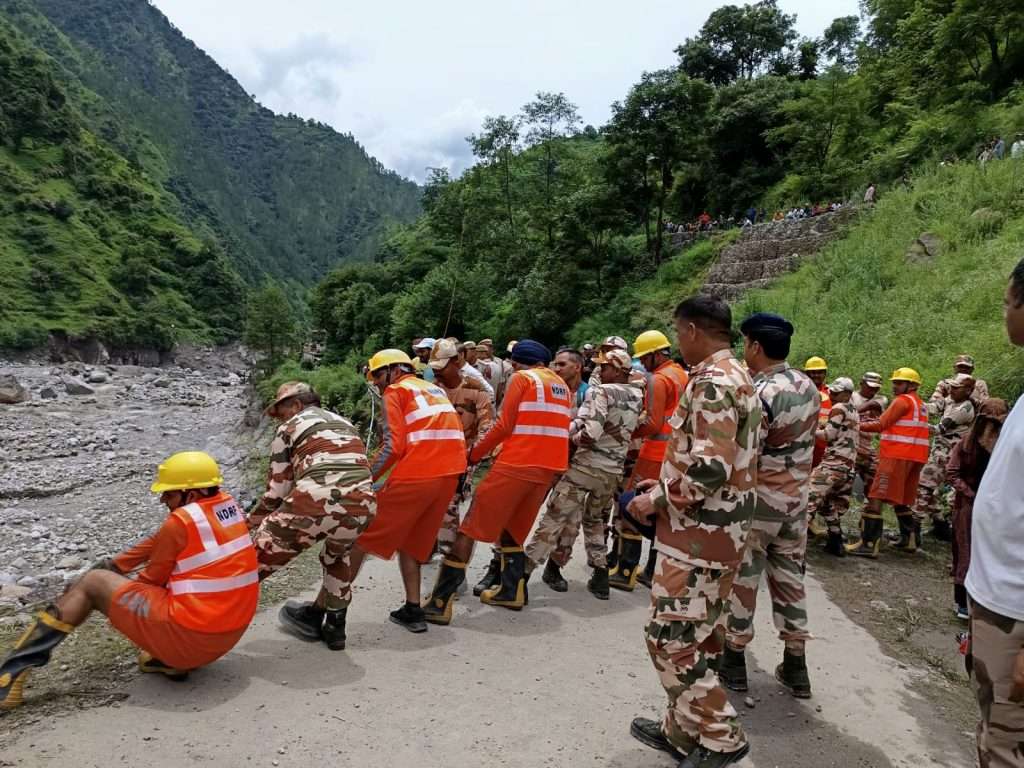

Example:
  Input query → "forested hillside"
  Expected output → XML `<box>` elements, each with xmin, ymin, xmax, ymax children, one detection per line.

<box><xmin>0</xmin><ymin>17</ymin><xmax>244</xmax><ymax>351</ymax></box>
<box><xmin>0</xmin><ymin>0</ymin><xmax>421</xmax><ymax>284</ymax></box>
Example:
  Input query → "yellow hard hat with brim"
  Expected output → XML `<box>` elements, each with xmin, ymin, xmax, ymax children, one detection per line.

<box><xmin>804</xmin><ymin>356</ymin><xmax>828</xmax><ymax>371</ymax></box>
<box><xmin>890</xmin><ymin>367</ymin><xmax>922</xmax><ymax>385</ymax></box>
<box><xmin>151</xmin><ymin>451</ymin><xmax>223</xmax><ymax>493</ymax></box>
<box><xmin>633</xmin><ymin>330</ymin><xmax>672</xmax><ymax>358</ymax></box>
<box><xmin>368</xmin><ymin>349</ymin><xmax>414</xmax><ymax>373</ymax></box>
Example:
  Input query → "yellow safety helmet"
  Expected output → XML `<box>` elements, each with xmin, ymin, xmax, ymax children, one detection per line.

<box><xmin>633</xmin><ymin>330</ymin><xmax>672</xmax><ymax>358</ymax></box>
<box><xmin>151</xmin><ymin>451</ymin><xmax>224</xmax><ymax>493</ymax></box>
<box><xmin>368</xmin><ymin>348</ymin><xmax>414</xmax><ymax>373</ymax></box>
<box><xmin>804</xmin><ymin>356</ymin><xmax>828</xmax><ymax>371</ymax></box>
<box><xmin>890</xmin><ymin>367</ymin><xmax>922</xmax><ymax>385</ymax></box>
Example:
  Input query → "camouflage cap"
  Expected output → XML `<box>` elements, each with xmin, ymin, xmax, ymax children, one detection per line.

<box><xmin>594</xmin><ymin>349</ymin><xmax>633</xmax><ymax>372</ymax></box>
<box><xmin>601</xmin><ymin>335</ymin><xmax>629</xmax><ymax>351</ymax></box>
<box><xmin>828</xmin><ymin>376</ymin><xmax>855</xmax><ymax>393</ymax></box>
<box><xmin>955</xmin><ymin>354</ymin><xmax>975</xmax><ymax>369</ymax></box>
<box><xmin>861</xmin><ymin>371</ymin><xmax>883</xmax><ymax>388</ymax></box>
<box><xmin>478</xmin><ymin>338</ymin><xmax>494</xmax><ymax>348</ymax></box>
<box><xmin>951</xmin><ymin>373</ymin><xmax>976</xmax><ymax>387</ymax></box>
<box><xmin>429</xmin><ymin>338</ymin><xmax>461</xmax><ymax>370</ymax></box>
<box><xmin>461</xmin><ymin>340</ymin><xmax>477</xmax><ymax>351</ymax></box>
<box><xmin>266</xmin><ymin>381</ymin><xmax>313</xmax><ymax>416</ymax></box>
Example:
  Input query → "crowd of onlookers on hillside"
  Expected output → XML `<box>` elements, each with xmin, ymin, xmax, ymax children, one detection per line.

<box><xmin>663</xmin><ymin>200</ymin><xmax>849</xmax><ymax>236</ymax></box>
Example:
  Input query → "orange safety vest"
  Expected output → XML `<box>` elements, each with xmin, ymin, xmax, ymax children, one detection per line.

<box><xmin>390</xmin><ymin>376</ymin><xmax>467</xmax><ymax>479</ymax></box>
<box><xmin>637</xmin><ymin>361</ymin><xmax>689</xmax><ymax>464</ymax></box>
<box><xmin>878</xmin><ymin>392</ymin><xmax>931</xmax><ymax>464</ymax></box>
<box><xmin>498</xmin><ymin>368</ymin><xmax>571</xmax><ymax>471</ymax></box>
<box><xmin>167</xmin><ymin>493</ymin><xmax>259</xmax><ymax>632</ymax></box>
<box><xmin>812</xmin><ymin>386</ymin><xmax>833</xmax><ymax>467</ymax></box>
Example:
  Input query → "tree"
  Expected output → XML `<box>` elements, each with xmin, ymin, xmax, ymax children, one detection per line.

<box><xmin>822</xmin><ymin>16</ymin><xmax>861</xmax><ymax>70</ymax></box>
<box><xmin>468</xmin><ymin>115</ymin><xmax>521</xmax><ymax>237</ymax></box>
<box><xmin>676</xmin><ymin>1</ymin><xmax>798</xmax><ymax>84</ymax></box>
<box><xmin>521</xmin><ymin>91</ymin><xmax>582</xmax><ymax>247</ymax></box>
<box><xmin>606</xmin><ymin>70</ymin><xmax>713</xmax><ymax>264</ymax></box>
<box><xmin>245</xmin><ymin>282</ymin><xmax>298</xmax><ymax>369</ymax></box>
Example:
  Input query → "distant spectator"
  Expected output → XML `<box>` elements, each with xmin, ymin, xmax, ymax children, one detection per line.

<box><xmin>1012</xmin><ymin>133</ymin><xmax>1024</xmax><ymax>160</ymax></box>
<box><xmin>864</xmin><ymin>183</ymin><xmax>876</xmax><ymax>204</ymax></box>
<box><xmin>745</xmin><ymin>206</ymin><xmax>757</xmax><ymax>224</ymax></box>
<box><xmin>993</xmin><ymin>136</ymin><xmax>1006</xmax><ymax>160</ymax></box>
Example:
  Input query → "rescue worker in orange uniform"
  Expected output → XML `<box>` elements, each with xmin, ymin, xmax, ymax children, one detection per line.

<box><xmin>609</xmin><ymin>330</ymin><xmax>688</xmax><ymax>592</ymax></box>
<box><xmin>349</xmin><ymin>349</ymin><xmax>467</xmax><ymax>633</ymax></box>
<box><xmin>0</xmin><ymin>452</ymin><xmax>258</xmax><ymax>710</ymax></box>
<box><xmin>804</xmin><ymin>357</ymin><xmax>832</xmax><ymax>469</ymax></box>
<box><xmin>848</xmin><ymin>368</ymin><xmax>931</xmax><ymax>558</ymax></box>
<box><xmin>422</xmin><ymin>339</ymin><xmax>570</xmax><ymax>624</ymax></box>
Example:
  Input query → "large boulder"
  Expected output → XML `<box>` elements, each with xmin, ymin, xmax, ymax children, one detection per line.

<box><xmin>86</xmin><ymin>369</ymin><xmax>109</xmax><ymax>384</ymax></box>
<box><xmin>63</xmin><ymin>377</ymin><xmax>96</xmax><ymax>396</ymax></box>
<box><xmin>0</xmin><ymin>374</ymin><xmax>29</xmax><ymax>404</ymax></box>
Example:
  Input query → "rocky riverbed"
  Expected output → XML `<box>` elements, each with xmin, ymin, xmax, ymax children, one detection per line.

<box><xmin>0</xmin><ymin>347</ymin><xmax>263</xmax><ymax>621</ymax></box>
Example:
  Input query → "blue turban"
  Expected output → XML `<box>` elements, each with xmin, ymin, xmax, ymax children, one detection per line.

<box><xmin>510</xmin><ymin>339</ymin><xmax>552</xmax><ymax>366</ymax></box>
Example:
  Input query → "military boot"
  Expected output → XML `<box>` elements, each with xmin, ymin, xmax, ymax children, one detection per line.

<box><xmin>718</xmin><ymin>645</ymin><xmax>749</xmax><ymax>692</ymax></box>
<box><xmin>608</xmin><ymin>533</ymin><xmax>643</xmax><ymax>592</ymax></box>
<box><xmin>322</xmin><ymin>608</ymin><xmax>348</xmax><ymax>650</ymax></box>
<box><xmin>775</xmin><ymin>649</ymin><xmax>812</xmax><ymax>698</ymax></box>
<box><xmin>423</xmin><ymin>559</ymin><xmax>467</xmax><ymax>625</ymax></box>
<box><xmin>822</xmin><ymin>529</ymin><xmax>846</xmax><ymax>557</ymax></box>
<box><xmin>0</xmin><ymin>607</ymin><xmax>73</xmax><ymax>710</ymax></box>
<box><xmin>930</xmin><ymin>518</ymin><xmax>952</xmax><ymax>541</ymax></box>
<box><xmin>542</xmin><ymin>559</ymin><xmax>568</xmax><ymax>593</ymax></box>
<box><xmin>138</xmin><ymin>651</ymin><xmax>189</xmax><ymax>680</ymax></box>
<box><xmin>677</xmin><ymin>743</ymin><xmax>751</xmax><ymax>768</ymax></box>
<box><xmin>847</xmin><ymin>515</ymin><xmax>882</xmax><ymax>558</ymax></box>
<box><xmin>894</xmin><ymin>514</ymin><xmax>918</xmax><ymax>553</ymax></box>
<box><xmin>278</xmin><ymin>600</ymin><xmax>325</xmax><ymax>641</ymax></box>
<box><xmin>636</xmin><ymin>547</ymin><xmax>658</xmax><ymax>588</ymax></box>
<box><xmin>480</xmin><ymin>547</ymin><xmax>528</xmax><ymax>610</ymax></box>
<box><xmin>587</xmin><ymin>567</ymin><xmax>609</xmax><ymax>600</ymax></box>
<box><xmin>472</xmin><ymin>552</ymin><xmax>501</xmax><ymax>597</ymax></box>
<box><xmin>629</xmin><ymin>717</ymin><xmax>690</xmax><ymax>761</ymax></box>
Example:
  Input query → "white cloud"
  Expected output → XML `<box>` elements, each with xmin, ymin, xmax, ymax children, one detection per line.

<box><xmin>153</xmin><ymin>0</ymin><xmax>862</xmax><ymax>182</ymax></box>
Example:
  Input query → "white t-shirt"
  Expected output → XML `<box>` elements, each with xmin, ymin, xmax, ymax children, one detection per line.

<box><xmin>966</xmin><ymin>395</ymin><xmax>1024</xmax><ymax>620</ymax></box>
<box><xmin>462</xmin><ymin>363</ymin><xmax>494</xmax><ymax>401</ymax></box>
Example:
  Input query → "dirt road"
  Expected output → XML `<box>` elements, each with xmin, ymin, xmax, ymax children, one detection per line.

<box><xmin>0</xmin><ymin>548</ymin><xmax>973</xmax><ymax>767</ymax></box>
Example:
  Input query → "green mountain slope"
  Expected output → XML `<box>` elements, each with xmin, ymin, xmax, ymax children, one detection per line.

<box><xmin>0</xmin><ymin>17</ymin><xmax>244</xmax><ymax>351</ymax></box>
<box><xmin>1</xmin><ymin>0</ymin><xmax>421</xmax><ymax>284</ymax></box>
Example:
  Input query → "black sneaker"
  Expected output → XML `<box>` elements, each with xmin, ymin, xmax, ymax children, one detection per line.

<box><xmin>390</xmin><ymin>603</ymin><xmax>428</xmax><ymax>634</ymax></box>
<box><xmin>629</xmin><ymin>717</ymin><xmax>689</xmax><ymax>761</ymax></box>
<box><xmin>678</xmin><ymin>743</ymin><xmax>751</xmax><ymax>768</ymax></box>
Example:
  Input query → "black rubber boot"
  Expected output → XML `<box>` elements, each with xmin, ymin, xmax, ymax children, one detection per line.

<box><xmin>608</xmin><ymin>533</ymin><xmax>643</xmax><ymax>592</ymax></box>
<box><xmin>629</xmin><ymin>717</ymin><xmax>691</xmax><ymax>761</ymax></box>
<box><xmin>822</xmin><ymin>529</ymin><xmax>846</xmax><ymax>557</ymax></box>
<box><xmin>775</xmin><ymin>649</ymin><xmax>812</xmax><ymax>698</ymax></box>
<box><xmin>847</xmin><ymin>515</ymin><xmax>883</xmax><ymax>558</ymax></box>
<box><xmin>472</xmin><ymin>552</ymin><xmax>501</xmax><ymax>597</ymax></box>
<box><xmin>718</xmin><ymin>645</ymin><xmax>748</xmax><ymax>692</ymax></box>
<box><xmin>930</xmin><ymin>518</ymin><xmax>952</xmax><ymax>541</ymax></box>
<box><xmin>480</xmin><ymin>547</ymin><xmax>528</xmax><ymax>610</ymax></box>
<box><xmin>389</xmin><ymin>603</ymin><xmax>428</xmax><ymax>634</ymax></box>
<box><xmin>588</xmin><ymin>567</ymin><xmax>609</xmax><ymax>600</ymax></box>
<box><xmin>138</xmin><ymin>652</ymin><xmax>189</xmax><ymax>680</ymax></box>
<box><xmin>636</xmin><ymin>547</ymin><xmax>657</xmax><ymax>588</ymax></box>
<box><xmin>542</xmin><ymin>559</ymin><xmax>568</xmax><ymax>593</ymax></box>
<box><xmin>423</xmin><ymin>560</ymin><xmax>467</xmax><ymax>625</ymax></box>
<box><xmin>322</xmin><ymin>608</ymin><xmax>348</xmax><ymax>650</ymax></box>
<box><xmin>677</xmin><ymin>743</ymin><xmax>751</xmax><ymax>768</ymax></box>
<box><xmin>278</xmin><ymin>600</ymin><xmax>325</xmax><ymax>641</ymax></box>
<box><xmin>0</xmin><ymin>607</ymin><xmax>73</xmax><ymax>710</ymax></box>
<box><xmin>894</xmin><ymin>514</ymin><xmax>918</xmax><ymax>553</ymax></box>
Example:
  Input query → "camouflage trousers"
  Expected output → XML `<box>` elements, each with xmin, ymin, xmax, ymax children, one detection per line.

<box><xmin>252</xmin><ymin>476</ymin><xmax>376</xmax><ymax>609</ymax></box>
<box><xmin>647</xmin><ymin>555</ymin><xmax>747</xmax><ymax>754</ymax></box>
<box><xmin>914</xmin><ymin>436</ymin><xmax>958</xmax><ymax>524</ymax></box>
<box><xmin>436</xmin><ymin>471</ymin><xmax>475</xmax><ymax>557</ymax></box>
<box><xmin>525</xmin><ymin>465</ymin><xmax>617</xmax><ymax>570</ymax></box>
<box><xmin>726</xmin><ymin>515</ymin><xmax>811</xmax><ymax>653</ymax></box>
<box><xmin>968</xmin><ymin>601</ymin><xmax>1024</xmax><ymax>768</ymax></box>
<box><xmin>855</xmin><ymin>451</ymin><xmax>878</xmax><ymax>494</ymax></box>
<box><xmin>806</xmin><ymin>461</ymin><xmax>855</xmax><ymax>534</ymax></box>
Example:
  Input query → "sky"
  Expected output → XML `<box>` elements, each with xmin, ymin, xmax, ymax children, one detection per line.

<box><xmin>152</xmin><ymin>0</ymin><xmax>861</xmax><ymax>182</ymax></box>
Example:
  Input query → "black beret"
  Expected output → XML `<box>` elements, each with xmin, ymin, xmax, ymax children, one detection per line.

<box><xmin>740</xmin><ymin>312</ymin><xmax>794</xmax><ymax>338</ymax></box>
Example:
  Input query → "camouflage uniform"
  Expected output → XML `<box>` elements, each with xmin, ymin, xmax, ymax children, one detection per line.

<box><xmin>644</xmin><ymin>349</ymin><xmax>761</xmax><ymax>754</ymax></box>
<box><xmin>806</xmin><ymin>401</ymin><xmax>859</xmax><ymax>534</ymax></box>
<box><xmin>968</xmin><ymin>602</ymin><xmax>1024</xmax><ymax>768</ymax></box>
<box><xmin>525</xmin><ymin>381</ymin><xmax>643</xmax><ymax>570</ymax></box>
<box><xmin>931</xmin><ymin>375</ymin><xmax>989</xmax><ymax>411</ymax></box>
<box><xmin>250</xmin><ymin>406</ymin><xmax>376</xmax><ymax>609</ymax></box>
<box><xmin>726</xmin><ymin>363</ymin><xmax>818</xmax><ymax>654</ymax></box>
<box><xmin>851</xmin><ymin>391</ymin><xmax>887</xmax><ymax>493</ymax></box>
<box><xmin>914</xmin><ymin>397</ymin><xmax>975</xmax><ymax>524</ymax></box>
<box><xmin>434</xmin><ymin>375</ymin><xmax>495</xmax><ymax>555</ymax></box>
